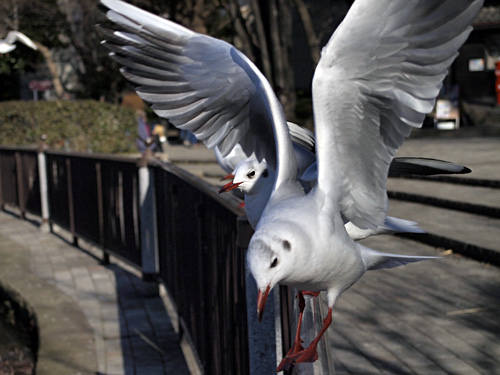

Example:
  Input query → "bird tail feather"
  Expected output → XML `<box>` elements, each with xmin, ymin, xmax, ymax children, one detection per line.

<box><xmin>359</xmin><ymin>245</ymin><xmax>439</xmax><ymax>271</ymax></box>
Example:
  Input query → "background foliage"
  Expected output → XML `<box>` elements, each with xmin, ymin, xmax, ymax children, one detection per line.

<box><xmin>0</xmin><ymin>100</ymin><xmax>137</xmax><ymax>153</ymax></box>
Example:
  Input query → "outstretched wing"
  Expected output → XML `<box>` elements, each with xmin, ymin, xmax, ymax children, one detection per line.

<box><xmin>100</xmin><ymin>0</ymin><xmax>295</xmax><ymax>175</ymax></box>
<box><xmin>313</xmin><ymin>0</ymin><xmax>482</xmax><ymax>229</ymax></box>
<box><xmin>3</xmin><ymin>31</ymin><xmax>38</xmax><ymax>50</ymax></box>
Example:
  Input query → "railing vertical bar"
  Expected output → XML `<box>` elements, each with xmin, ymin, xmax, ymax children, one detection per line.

<box><xmin>0</xmin><ymin>152</ymin><xmax>4</xmax><ymax>209</ymax></box>
<box><xmin>118</xmin><ymin>169</ymin><xmax>126</xmax><ymax>245</ymax></box>
<box><xmin>65</xmin><ymin>157</ymin><xmax>77</xmax><ymax>246</ymax></box>
<box><xmin>15</xmin><ymin>152</ymin><xmax>26</xmax><ymax>219</ymax></box>
<box><xmin>242</xmin><ymin>215</ymin><xmax>277</xmax><ymax>375</ymax></box>
<box><xmin>138</xmin><ymin>151</ymin><xmax>159</xmax><ymax>282</ymax></box>
<box><xmin>132</xmin><ymin>170</ymin><xmax>140</xmax><ymax>252</ymax></box>
<box><xmin>95</xmin><ymin>161</ymin><xmax>109</xmax><ymax>264</ymax></box>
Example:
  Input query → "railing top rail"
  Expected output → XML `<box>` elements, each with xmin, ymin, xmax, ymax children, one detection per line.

<box><xmin>45</xmin><ymin>150</ymin><xmax>139</xmax><ymax>164</ymax></box>
<box><xmin>0</xmin><ymin>145</ymin><xmax>38</xmax><ymax>153</ymax></box>
<box><xmin>149</xmin><ymin>158</ymin><xmax>244</xmax><ymax>217</ymax></box>
<box><xmin>1</xmin><ymin>144</ymin><xmax>246</xmax><ymax>216</ymax></box>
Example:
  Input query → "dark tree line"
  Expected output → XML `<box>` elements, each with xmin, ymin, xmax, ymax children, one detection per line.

<box><xmin>1</xmin><ymin>0</ymin><xmax>355</xmax><ymax>121</ymax></box>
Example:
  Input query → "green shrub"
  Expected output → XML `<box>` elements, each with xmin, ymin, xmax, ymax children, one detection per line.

<box><xmin>0</xmin><ymin>100</ymin><xmax>137</xmax><ymax>153</ymax></box>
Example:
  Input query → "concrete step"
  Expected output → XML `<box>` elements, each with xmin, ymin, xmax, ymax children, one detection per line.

<box><xmin>332</xmin><ymin>234</ymin><xmax>500</xmax><ymax>375</ymax></box>
<box><xmin>388</xmin><ymin>199</ymin><xmax>500</xmax><ymax>265</ymax></box>
<box><xmin>387</xmin><ymin>178</ymin><xmax>500</xmax><ymax>221</ymax></box>
<box><xmin>387</xmin><ymin>178</ymin><xmax>500</xmax><ymax>211</ymax></box>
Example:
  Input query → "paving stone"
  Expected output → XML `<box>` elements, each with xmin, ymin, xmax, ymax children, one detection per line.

<box><xmin>103</xmin><ymin>321</ymin><xmax>121</xmax><ymax>340</ymax></box>
<box><xmin>0</xmin><ymin>210</ymin><xmax>189</xmax><ymax>374</ymax></box>
<box><xmin>330</xmin><ymin>235</ymin><xmax>500</xmax><ymax>374</ymax></box>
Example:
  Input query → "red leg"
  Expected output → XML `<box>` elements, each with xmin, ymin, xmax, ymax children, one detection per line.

<box><xmin>294</xmin><ymin>307</ymin><xmax>333</xmax><ymax>364</ymax></box>
<box><xmin>276</xmin><ymin>307</ymin><xmax>333</xmax><ymax>372</ymax></box>
<box><xmin>276</xmin><ymin>292</ymin><xmax>307</xmax><ymax>372</ymax></box>
<box><xmin>291</xmin><ymin>292</ymin><xmax>306</xmax><ymax>353</ymax></box>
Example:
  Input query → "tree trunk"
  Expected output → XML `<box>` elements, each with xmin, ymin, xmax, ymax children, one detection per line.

<box><xmin>250</xmin><ymin>0</ymin><xmax>273</xmax><ymax>81</ymax></box>
<box><xmin>294</xmin><ymin>0</ymin><xmax>321</xmax><ymax>67</ymax></box>
<box><xmin>268</xmin><ymin>0</ymin><xmax>296</xmax><ymax>120</ymax></box>
<box><xmin>34</xmin><ymin>42</ymin><xmax>66</xmax><ymax>99</ymax></box>
<box><xmin>223</xmin><ymin>0</ymin><xmax>257</xmax><ymax>62</ymax></box>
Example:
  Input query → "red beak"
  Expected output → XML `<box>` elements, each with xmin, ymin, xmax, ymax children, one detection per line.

<box><xmin>257</xmin><ymin>285</ymin><xmax>271</xmax><ymax>322</ymax></box>
<box><xmin>218</xmin><ymin>180</ymin><xmax>242</xmax><ymax>194</ymax></box>
<box><xmin>220</xmin><ymin>173</ymin><xmax>235</xmax><ymax>181</ymax></box>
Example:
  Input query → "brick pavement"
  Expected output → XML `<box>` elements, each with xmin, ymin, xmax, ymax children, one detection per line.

<box><xmin>330</xmin><ymin>235</ymin><xmax>500</xmax><ymax>375</ymax></box>
<box><xmin>0</xmin><ymin>209</ymin><xmax>190</xmax><ymax>375</ymax></box>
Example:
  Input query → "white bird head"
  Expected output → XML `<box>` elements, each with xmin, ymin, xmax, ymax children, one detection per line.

<box><xmin>218</xmin><ymin>158</ymin><xmax>272</xmax><ymax>195</ymax></box>
<box><xmin>247</xmin><ymin>221</ymin><xmax>307</xmax><ymax>321</ymax></box>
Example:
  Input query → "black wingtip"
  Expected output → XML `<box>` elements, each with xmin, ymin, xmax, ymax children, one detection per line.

<box><xmin>460</xmin><ymin>166</ymin><xmax>472</xmax><ymax>175</ymax></box>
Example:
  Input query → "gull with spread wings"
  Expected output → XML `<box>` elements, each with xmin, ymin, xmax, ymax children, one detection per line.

<box><xmin>100</xmin><ymin>0</ymin><xmax>483</xmax><ymax>371</ymax></box>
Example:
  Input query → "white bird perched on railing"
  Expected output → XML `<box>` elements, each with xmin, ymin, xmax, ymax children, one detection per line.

<box><xmin>98</xmin><ymin>0</ymin><xmax>483</xmax><ymax>371</ymax></box>
<box><xmin>0</xmin><ymin>31</ymin><xmax>38</xmax><ymax>54</ymax></box>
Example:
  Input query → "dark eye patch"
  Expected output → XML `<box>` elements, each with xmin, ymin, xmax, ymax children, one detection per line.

<box><xmin>247</xmin><ymin>170</ymin><xmax>256</xmax><ymax>178</ymax></box>
<box><xmin>271</xmin><ymin>257</ymin><xmax>278</xmax><ymax>268</ymax></box>
<box><xmin>282</xmin><ymin>240</ymin><xmax>291</xmax><ymax>251</ymax></box>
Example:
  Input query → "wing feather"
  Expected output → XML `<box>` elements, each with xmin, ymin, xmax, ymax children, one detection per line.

<box><xmin>100</xmin><ymin>0</ymin><xmax>295</xmax><ymax>173</ymax></box>
<box><xmin>313</xmin><ymin>0</ymin><xmax>482</xmax><ymax>229</ymax></box>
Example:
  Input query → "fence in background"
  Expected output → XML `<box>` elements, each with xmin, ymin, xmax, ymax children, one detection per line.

<box><xmin>0</xmin><ymin>144</ymin><xmax>294</xmax><ymax>375</ymax></box>
<box><xmin>45</xmin><ymin>152</ymin><xmax>142</xmax><ymax>265</ymax></box>
<box><xmin>0</xmin><ymin>147</ymin><xmax>41</xmax><ymax>218</ymax></box>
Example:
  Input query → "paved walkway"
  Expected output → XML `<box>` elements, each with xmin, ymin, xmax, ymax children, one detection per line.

<box><xmin>332</xmin><ymin>235</ymin><xmax>500</xmax><ymax>375</ymax></box>
<box><xmin>0</xmin><ymin>209</ymin><xmax>190</xmax><ymax>375</ymax></box>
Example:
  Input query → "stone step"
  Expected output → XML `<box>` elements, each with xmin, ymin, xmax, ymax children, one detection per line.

<box><xmin>332</xmin><ymin>234</ymin><xmax>500</xmax><ymax>375</ymax></box>
<box><xmin>388</xmin><ymin>178</ymin><xmax>500</xmax><ymax>209</ymax></box>
<box><xmin>388</xmin><ymin>199</ymin><xmax>500</xmax><ymax>265</ymax></box>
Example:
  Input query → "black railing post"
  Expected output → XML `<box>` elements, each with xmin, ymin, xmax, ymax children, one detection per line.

<box><xmin>65</xmin><ymin>157</ymin><xmax>78</xmax><ymax>247</ymax></box>
<box><xmin>137</xmin><ymin>142</ymin><xmax>159</xmax><ymax>290</ymax></box>
<box><xmin>95</xmin><ymin>161</ymin><xmax>110</xmax><ymax>264</ymax></box>
<box><xmin>238</xmin><ymin>216</ymin><xmax>279</xmax><ymax>374</ymax></box>
<box><xmin>0</xmin><ymin>151</ymin><xmax>4</xmax><ymax>211</ymax></box>
<box><xmin>15</xmin><ymin>151</ymin><xmax>26</xmax><ymax>219</ymax></box>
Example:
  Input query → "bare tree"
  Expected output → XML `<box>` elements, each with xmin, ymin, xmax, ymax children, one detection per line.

<box><xmin>218</xmin><ymin>0</ymin><xmax>297</xmax><ymax>119</ymax></box>
<box><xmin>0</xmin><ymin>0</ymin><xmax>71</xmax><ymax>98</ymax></box>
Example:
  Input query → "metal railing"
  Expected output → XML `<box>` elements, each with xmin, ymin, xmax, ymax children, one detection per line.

<box><xmin>0</xmin><ymin>146</ymin><xmax>41</xmax><ymax>217</ymax></box>
<box><xmin>44</xmin><ymin>151</ymin><xmax>142</xmax><ymax>265</ymax></box>
<box><xmin>0</xmin><ymin>142</ymin><xmax>336</xmax><ymax>375</ymax></box>
<box><xmin>0</xmin><ymin>144</ymin><xmax>287</xmax><ymax>375</ymax></box>
<box><xmin>153</xmin><ymin>160</ymin><xmax>251</xmax><ymax>374</ymax></box>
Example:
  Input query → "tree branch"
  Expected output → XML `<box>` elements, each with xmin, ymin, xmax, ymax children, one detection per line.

<box><xmin>293</xmin><ymin>0</ymin><xmax>320</xmax><ymax>67</ymax></box>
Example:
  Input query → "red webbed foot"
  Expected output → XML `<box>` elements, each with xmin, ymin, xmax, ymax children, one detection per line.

<box><xmin>276</xmin><ymin>307</ymin><xmax>333</xmax><ymax>372</ymax></box>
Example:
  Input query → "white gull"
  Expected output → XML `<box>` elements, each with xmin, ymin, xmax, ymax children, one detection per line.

<box><xmin>99</xmin><ymin>0</ymin><xmax>483</xmax><ymax>371</ymax></box>
<box><xmin>246</xmin><ymin>0</ymin><xmax>482</xmax><ymax>370</ymax></box>
<box><xmin>0</xmin><ymin>31</ymin><xmax>37</xmax><ymax>54</ymax></box>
